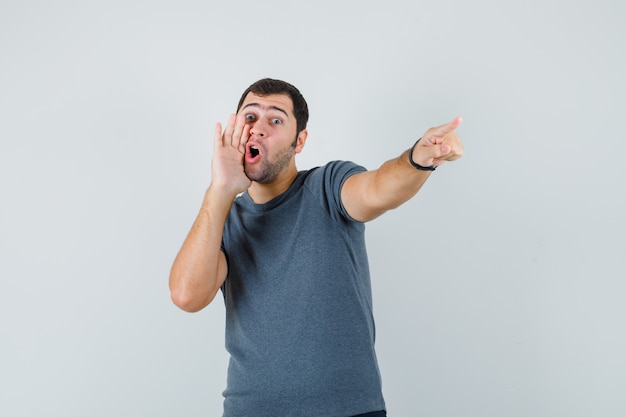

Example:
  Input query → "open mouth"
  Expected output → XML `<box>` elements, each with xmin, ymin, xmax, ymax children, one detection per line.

<box><xmin>246</xmin><ymin>143</ymin><xmax>261</xmax><ymax>163</ymax></box>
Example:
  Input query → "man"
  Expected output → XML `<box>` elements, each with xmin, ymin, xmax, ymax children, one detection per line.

<box><xmin>169</xmin><ymin>78</ymin><xmax>463</xmax><ymax>417</ymax></box>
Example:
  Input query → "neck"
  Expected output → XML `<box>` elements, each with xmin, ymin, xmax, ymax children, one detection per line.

<box><xmin>247</xmin><ymin>166</ymin><xmax>299</xmax><ymax>204</ymax></box>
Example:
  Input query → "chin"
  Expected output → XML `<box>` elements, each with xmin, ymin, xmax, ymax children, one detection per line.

<box><xmin>244</xmin><ymin>167</ymin><xmax>271</xmax><ymax>184</ymax></box>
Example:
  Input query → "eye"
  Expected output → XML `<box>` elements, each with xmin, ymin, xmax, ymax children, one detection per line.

<box><xmin>271</xmin><ymin>118</ymin><xmax>282</xmax><ymax>125</ymax></box>
<box><xmin>244</xmin><ymin>113</ymin><xmax>256</xmax><ymax>121</ymax></box>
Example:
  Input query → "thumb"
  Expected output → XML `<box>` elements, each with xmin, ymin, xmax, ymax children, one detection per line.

<box><xmin>413</xmin><ymin>140</ymin><xmax>450</xmax><ymax>166</ymax></box>
<box><xmin>439</xmin><ymin>143</ymin><xmax>451</xmax><ymax>155</ymax></box>
<box><xmin>425</xmin><ymin>143</ymin><xmax>451</xmax><ymax>160</ymax></box>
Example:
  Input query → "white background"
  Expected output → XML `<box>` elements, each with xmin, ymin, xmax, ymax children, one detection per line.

<box><xmin>1</xmin><ymin>0</ymin><xmax>625</xmax><ymax>416</ymax></box>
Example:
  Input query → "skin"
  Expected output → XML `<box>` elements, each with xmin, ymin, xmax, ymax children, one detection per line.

<box><xmin>169</xmin><ymin>92</ymin><xmax>463</xmax><ymax>312</ymax></box>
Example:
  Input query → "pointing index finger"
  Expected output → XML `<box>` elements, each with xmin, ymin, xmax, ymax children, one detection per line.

<box><xmin>432</xmin><ymin>116</ymin><xmax>463</xmax><ymax>137</ymax></box>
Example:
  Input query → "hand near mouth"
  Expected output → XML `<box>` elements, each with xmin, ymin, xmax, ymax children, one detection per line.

<box><xmin>211</xmin><ymin>113</ymin><xmax>252</xmax><ymax>198</ymax></box>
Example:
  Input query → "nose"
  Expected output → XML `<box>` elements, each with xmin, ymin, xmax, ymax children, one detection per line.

<box><xmin>249</xmin><ymin>121</ymin><xmax>266</xmax><ymax>138</ymax></box>
<box><xmin>250</xmin><ymin>127</ymin><xmax>265</xmax><ymax>138</ymax></box>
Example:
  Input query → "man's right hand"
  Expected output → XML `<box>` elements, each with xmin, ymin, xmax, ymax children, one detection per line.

<box><xmin>211</xmin><ymin>113</ymin><xmax>252</xmax><ymax>198</ymax></box>
<box><xmin>170</xmin><ymin>114</ymin><xmax>250</xmax><ymax>312</ymax></box>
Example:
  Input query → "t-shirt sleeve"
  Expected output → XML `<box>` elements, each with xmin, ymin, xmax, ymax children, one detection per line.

<box><xmin>308</xmin><ymin>160</ymin><xmax>367</xmax><ymax>223</ymax></box>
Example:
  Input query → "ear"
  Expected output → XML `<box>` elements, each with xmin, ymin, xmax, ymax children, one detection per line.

<box><xmin>294</xmin><ymin>129</ymin><xmax>308</xmax><ymax>154</ymax></box>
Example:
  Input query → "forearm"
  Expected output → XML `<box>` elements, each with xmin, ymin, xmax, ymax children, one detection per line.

<box><xmin>343</xmin><ymin>149</ymin><xmax>432</xmax><ymax>222</ymax></box>
<box><xmin>343</xmin><ymin>118</ymin><xmax>463</xmax><ymax>222</ymax></box>
<box><xmin>169</xmin><ymin>186</ymin><xmax>233</xmax><ymax>312</ymax></box>
<box><xmin>368</xmin><ymin>149</ymin><xmax>432</xmax><ymax>210</ymax></box>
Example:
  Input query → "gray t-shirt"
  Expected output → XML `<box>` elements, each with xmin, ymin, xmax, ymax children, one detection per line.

<box><xmin>221</xmin><ymin>161</ymin><xmax>386</xmax><ymax>417</ymax></box>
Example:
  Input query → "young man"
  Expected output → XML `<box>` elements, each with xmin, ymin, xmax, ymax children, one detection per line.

<box><xmin>169</xmin><ymin>78</ymin><xmax>463</xmax><ymax>417</ymax></box>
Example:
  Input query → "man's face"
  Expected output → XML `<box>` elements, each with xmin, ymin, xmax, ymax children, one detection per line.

<box><xmin>238</xmin><ymin>93</ymin><xmax>303</xmax><ymax>184</ymax></box>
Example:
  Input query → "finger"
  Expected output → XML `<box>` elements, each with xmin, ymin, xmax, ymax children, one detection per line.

<box><xmin>239</xmin><ymin>124</ymin><xmax>250</xmax><ymax>153</ymax></box>
<box><xmin>214</xmin><ymin>122</ymin><xmax>223</xmax><ymax>151</ymax></box>
<box><xmin>417</xmin><ymin>142</ymin><xmax>451</xmax><ymax>165</ymax></box>
<box><xmin>434</xmin><ymin>140</ymin><xmax>464</xmax><ymax>163</ymax></box>
<box><xmin>223</xmin><ymin>114</ymin><xmax>236</xmax><ymax>146</ymax></box>
<box><xmin>428</xmin><ymin>116</ymin><xmax>463</xmax><ymax>138</ymax></box>
<box><xmin>231</xmin><ymin>114</ymin><xmax>245</xmax><ymax>147</ymax></box>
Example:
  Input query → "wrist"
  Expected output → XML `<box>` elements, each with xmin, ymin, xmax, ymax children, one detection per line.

<box><xmin>409</xmin><ymin>139</ymin><xmax>436</xmax><ymax>171</ymax></box>
<box><xmin>205</xmin><ymin>183</ymin><xmax>238</xmax><ymax>206</ymax></box>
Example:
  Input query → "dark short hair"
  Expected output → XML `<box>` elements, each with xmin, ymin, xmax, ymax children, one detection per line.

<box><xmin>236</xmin><ymin>78</ymin><xmax>309</xmax><ymax>135</ymax></box>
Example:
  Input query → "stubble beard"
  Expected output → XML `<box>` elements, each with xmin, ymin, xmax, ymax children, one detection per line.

<box><xmin>244</xmin><ymin>144</ymin><xmax>296</xmax><ymax>184</ymax></box>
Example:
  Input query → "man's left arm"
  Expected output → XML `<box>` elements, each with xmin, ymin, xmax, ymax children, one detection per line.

<box><xmin>342</xmin><ymin>117</ymin><xmax>464</xmax><ymax>222</ymax></box>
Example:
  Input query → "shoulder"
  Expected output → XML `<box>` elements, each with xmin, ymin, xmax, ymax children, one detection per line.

<box><xmin>301</xmin><ymin>161</ymin><xmax>367</xmax><ymax>223</ymax></box>
<box><xmin>304</xmin><ymin>160</ymin><xmax>367</xmax><ymax>185</ymax></box>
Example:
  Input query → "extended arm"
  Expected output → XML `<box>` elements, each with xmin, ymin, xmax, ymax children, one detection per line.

<box><xmin>342</xmin><ymin>117</ymin><xmax>463</xmax><ymax>222</ymax></box>
<box><xmin>169</xmin><ymin>115</ymin><xmax>251</xmax><ymax>312</ymax></box>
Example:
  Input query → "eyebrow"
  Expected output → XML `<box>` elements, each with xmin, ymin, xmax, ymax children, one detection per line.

<box><xmin>241</xmin><ymin>103</ymin><xmax>289</xmax><ymax>118</ymax></box>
